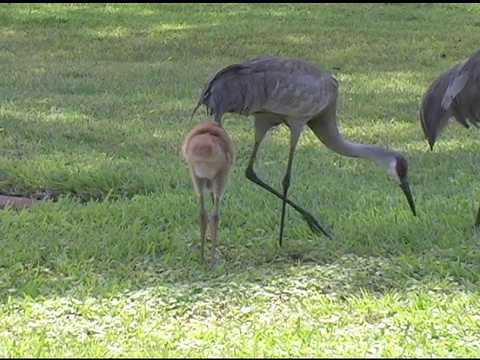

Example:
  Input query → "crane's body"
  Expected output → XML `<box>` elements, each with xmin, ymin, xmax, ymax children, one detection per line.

<box><xmin>420</xmin><ymin>48</ymin><xmax>480</xmax><ymax>225</ymax></box>
<box><xmin>420</xmin><ymin>49</ymin><xmax>480</xmax><ymax>150</ymax></box>
<box><xmin>192</xmin><ymin>56</ymin><xmax>417</xmax><ymax>245</ymax></box>
<box><xmin>193</xmin><ymin>57</ymin><xmax>337</xmax><ymax>122</ymax></box>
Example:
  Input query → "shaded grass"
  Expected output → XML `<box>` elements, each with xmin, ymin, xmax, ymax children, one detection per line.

<box><xmin>1</xmin><ymin>3</ymin><xmax>480</xmax><ymax>358</ymax></box>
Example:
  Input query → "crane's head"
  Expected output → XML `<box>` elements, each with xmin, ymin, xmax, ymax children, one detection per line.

<box><xmin>385</xmin><ymin>154</ymin><xmax>417</xmax><ymax>216</ymax></box>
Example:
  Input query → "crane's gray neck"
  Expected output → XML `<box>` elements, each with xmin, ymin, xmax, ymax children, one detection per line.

<box><xmin>312</xmin><ymin>119</ymin><xmax>398</xmax><ymax>168</ymax></box>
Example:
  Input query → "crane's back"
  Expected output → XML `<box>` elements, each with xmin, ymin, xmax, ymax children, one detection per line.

<box><xmin>194</xmin><ymin>56</ymin><xmax>338</xmax><ymax>123</ymax></box>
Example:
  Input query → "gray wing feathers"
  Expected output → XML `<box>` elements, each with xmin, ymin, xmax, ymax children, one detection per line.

<box><xmin>191</xmin><ymin>61</ymin><xmax>269</xmax><ymax>123</ymax></box>
<box><xmin>447</xmin><ymin>52</ymin><xmax>480</xmax><ymax>127</ymax></box>
<box><xmin>441</xmin><ymin>71</ymin><xmax>469</xmax><ymax>109</ymax></box>
<box><xmin>420</xmin><ymin>71</ymin><xmax>454</xmax><ymax>147</ymax></box>
<box><xmin>192</xmin><ymin>57</ymin><xmax>336</xmax><ymax>123</ymax></box>
<box><xmin>420</xmin><ymin>49</ymin><xmax>480</xmax><ymax>147</ymax></box>
<box><xmin>210</xmin><ymin>69</ymin><xmax>265</xmax><ymax>118</ymax></box>
<box><xmin>263</xmin><ymin>74</ymin><xmax>337</xmax><ymax>117</ymax></box>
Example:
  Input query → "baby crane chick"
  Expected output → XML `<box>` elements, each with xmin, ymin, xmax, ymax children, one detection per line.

<box><xmin>181</xmin><ymin>121</ymin><xmax>235</xmax><ymax>268</ymax></box>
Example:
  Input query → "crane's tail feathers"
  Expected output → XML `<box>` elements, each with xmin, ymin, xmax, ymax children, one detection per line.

<box><xmin>190</xmin><ymin>102</ymin><xmax>203</xmax><ymax>121</ymax></box>
<box><xmin>214</xmin><ymin>113</ymin><xmax>223</xmax><ymax>124</ymax></box>
<box><xmin>192</xmin><ymin>61</ymin><xmax>267</xmax><ymax>126</ymax></box>
<box><xmin>189</xmin><ymin>97</ymin><xmax>225</xmax><ymax>125</ymax></box>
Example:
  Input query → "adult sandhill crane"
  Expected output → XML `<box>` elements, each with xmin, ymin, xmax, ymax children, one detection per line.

<box><xmin>420</xmin><ymin>48</ymin><xmax>480</xmax><ymax>225</ymax></box>
<box><xmin>182</xmin><ymin>121</ymin><xmax>235</xmax><ymax>268</ymax></box>
<box><xmin>192</xmin><ymin>56</ymin><xmax>417</xmax><ymax>246</ymax></box>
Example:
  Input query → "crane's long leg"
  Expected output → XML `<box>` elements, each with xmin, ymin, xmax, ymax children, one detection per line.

<box><xmin>198</xmin><ymin>192</ymin><xmax>208</xmax><ymax>265</ymax></box>
<box><xmin>475</xmin><ymin>202</ymin><xmax>480</xmax><ymax>227</ymax></box>
<box><xmin>246</xmin><ymin>114</ymin><xmax>330</xmax><ymax>238</ymax></box>
<box><xmin>209</xmin><ymin>194</ymin><xmax>221</xmax><ymax>269</ymax></box>
<box><xmin>278</xmin><ymin>123</ymin><xmax>303</xmax><ymax>247</ymax></box>
<box><xmin>191</xmin><ymin>175</ymin><xmax>208</xmax><ymax>265</ymax></box>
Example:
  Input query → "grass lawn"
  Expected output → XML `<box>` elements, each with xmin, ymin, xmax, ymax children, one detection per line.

<box><xmin>1</xmin><ymin>3</ymin><xmax>480</xmax><ymax>357</ymax></box>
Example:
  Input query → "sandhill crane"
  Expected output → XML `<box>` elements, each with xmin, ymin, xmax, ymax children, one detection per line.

<box><xmin>420</xmin><ymin>48</ymin><xmax>480</xmax><ymax>225</ymax></box>
<box><xmin>182</xmin><ymin>121</ymin><xmax>235</xmax><ymax>268</ymax></box>
<box><xmin>191</xmin><ymin>56</ymin><xmax>417</xmax><ymax>246</ymax></box>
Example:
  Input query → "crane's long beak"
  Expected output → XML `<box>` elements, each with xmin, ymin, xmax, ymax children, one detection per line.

<box><xmin>399</xmin><ymin>179</ymin><xmax>416</xmax><ymax>216</ymax></box>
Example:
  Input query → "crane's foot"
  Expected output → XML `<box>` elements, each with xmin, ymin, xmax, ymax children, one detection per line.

<box><xmin>207</xmin><ymin>260</ymin><xmax>216</xmax><ymax>271</ymax></box>
<box><xmin>300</xmin><ymin>212</ymin><xmax>331</xmax><ymax>239</ymax></box>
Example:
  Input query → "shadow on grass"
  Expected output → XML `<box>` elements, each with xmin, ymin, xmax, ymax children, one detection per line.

<box><xmin>1</xmin><ymin>4</ymin><xmax>477</xmax><ymax>70</ymax></box>
<box><xmin>1</xmin><ymin>139</ymin><xmax>480</xmax><ymax>302</ymax></box>
<box><xmin>1</xmin><ymin>238</ymin><xmax>478</xmax><ymax>304</ymax></box>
